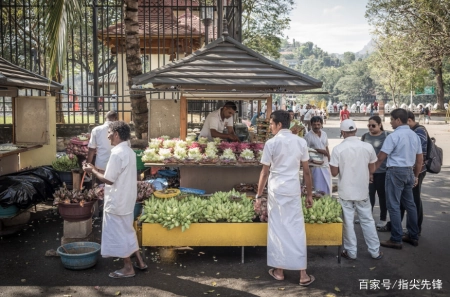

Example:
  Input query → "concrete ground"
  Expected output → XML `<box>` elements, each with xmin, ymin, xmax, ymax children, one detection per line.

<box><xmin>0</xmin><ymin>120</ymin><xmax>449</xmax><ymax>296</ymax></box>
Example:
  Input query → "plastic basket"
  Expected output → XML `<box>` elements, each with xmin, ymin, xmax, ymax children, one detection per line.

<box><xmin>134</xmin><ymin>150</ymin><xmax>146</xmax><ymax>170</ymax></box>
<box><xmin>179</xmin><ymin>187</ymin><xmax>206</xmax><ymax>195</ymax></box>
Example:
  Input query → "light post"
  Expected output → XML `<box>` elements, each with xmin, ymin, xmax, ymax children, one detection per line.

<box><xmin>201</xmin><ymin>6</ymin><xmax>214</xmax><ymax>45</ymax></box>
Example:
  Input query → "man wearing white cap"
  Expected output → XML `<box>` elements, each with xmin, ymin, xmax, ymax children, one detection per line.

<box><xmin>329</xmin><ymin>119</ymin><xmax>382</xmax><ymax>260</ymax></box>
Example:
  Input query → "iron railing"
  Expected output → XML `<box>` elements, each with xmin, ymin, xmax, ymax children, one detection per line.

<box><xmin>0</xmin><ymin>0</ymin><xmax>242</xmax><ymax>125</ymax></box>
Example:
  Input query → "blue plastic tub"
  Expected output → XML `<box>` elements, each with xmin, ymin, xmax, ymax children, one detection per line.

<box><xmin>57</xmin><ymin>242</ymin><xmax>101</xmax><ymax>270</ymax></box>
<box><xmin>0</xmin><ymin>205</ymin><xmax>19</xmax><ymax>218</ymax></box>
<box><xmin>179</xmin><ymin>187</ymin><xmax>206</xmax><ymax>195</ymax></box>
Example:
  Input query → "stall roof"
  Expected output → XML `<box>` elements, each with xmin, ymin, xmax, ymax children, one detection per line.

<box><xmin>132</xmin><ymin>36</ymin><xmax>324</xmax><ymax>93</ymax></box>
<box><xmin>0</xmin><ymin>57</ymin><xmax>63</xmax><ymax>92</ymax></box>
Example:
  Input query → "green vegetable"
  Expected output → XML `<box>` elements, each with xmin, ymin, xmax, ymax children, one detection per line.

<box><xmin>52</xmin><ymin>155</ymin><xmax>79</xmax><ymax>171</ymax></box>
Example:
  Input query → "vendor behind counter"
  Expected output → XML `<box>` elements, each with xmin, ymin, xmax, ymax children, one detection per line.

<box><xmin>199</xmin><ymin>101</ymin><xmax>240</xmax><ymax>142</ymax></box>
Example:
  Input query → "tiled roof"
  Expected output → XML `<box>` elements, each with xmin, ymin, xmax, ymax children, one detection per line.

<box><xmin>132</xmin><ymin>36</ymin><xmax>323</xmax><ymax>93</ymax></box>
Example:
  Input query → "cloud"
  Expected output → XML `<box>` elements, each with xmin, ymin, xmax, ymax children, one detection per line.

<box><xmin>323</xmin><ymin>5</ymin><xmax>344</xmax><ymax>16</ymax></box>
<box><xmin>284</xmin><ymin>22</ymin><xmax>372</xmax><ymax>54</ymax></box>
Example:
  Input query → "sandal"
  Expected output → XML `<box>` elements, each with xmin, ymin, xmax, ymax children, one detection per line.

<box><xmin>341</xmin><ymin>250</ymin><xmax>356</xmax><ymax>260</ymax></box>
<box><xmin>133</xmin><ymin>263</ymin><xmax>148</xmax><ymax>270</ymax></box>
<box><xmin>108</xmin><ymin>271</ymin><xmax>135</xmax><ymax>279</ymax></box>
<box><xmin>268</xmin><ymin>268</ymin><xmax>284</xmax><ymax>281</ymax></box>
<box><xmin>299</xmin><ymin>275</ymin><xmax>315</xmax><ymax>287</ymax></box>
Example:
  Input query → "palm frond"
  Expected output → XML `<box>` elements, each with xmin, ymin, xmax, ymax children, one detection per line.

<box><xmin>43</xmin><ymin>0</ymin><xmax>82</xmax><ymax>78</ymax></box>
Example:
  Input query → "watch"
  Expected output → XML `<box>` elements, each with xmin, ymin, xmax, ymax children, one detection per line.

<box><xmin>255</xmin><ymin>194</ymin><xmax>259</xmax><ymax>199</ymax></box>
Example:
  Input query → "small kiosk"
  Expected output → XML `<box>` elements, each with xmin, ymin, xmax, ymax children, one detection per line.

<box><xmin>0</xmin><ymin>57</ymin><xmax>62</xmax><ymax>175</ymax></box>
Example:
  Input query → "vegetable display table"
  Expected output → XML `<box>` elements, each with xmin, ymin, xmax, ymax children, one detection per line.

<box><xmin>144</xmin><ymin>163</ymin><xmax>262</xmax><ymax>193</ymax></box>
<box><xmin>141</xmin><ymin>222</ymin><xmax>343</xmax><ymax>263</ymax></box>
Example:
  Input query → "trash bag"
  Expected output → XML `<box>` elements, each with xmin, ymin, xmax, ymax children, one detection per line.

<box><xmin>16</xmin><ymin>166</ymin><xmax>62</xmax><ymax>198</ymax></box>
<box><xmin>0</xmin><ymin>175</ymin><xmax>47</xmax><ymax>209</ymax></box>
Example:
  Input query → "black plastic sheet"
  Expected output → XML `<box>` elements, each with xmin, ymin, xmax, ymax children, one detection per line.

<box><xmin>0</xmin><ymin>166</ymin><xmax>62</xmax><ymax>209</ymax></box>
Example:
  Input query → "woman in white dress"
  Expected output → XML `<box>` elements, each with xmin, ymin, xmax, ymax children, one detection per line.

<box><xmin>256</xmin><ymin>110</ymin><xmax>316</xmax><ymax>286</ymax></box>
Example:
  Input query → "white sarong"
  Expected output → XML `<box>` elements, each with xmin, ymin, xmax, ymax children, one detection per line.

<box><xmin>311</xmin><ymin>167</ymin><xmax>332</xmax><ymax>195</ymax></box>
<box><xmin>267</xmin><ymin>190</ymin><xmax>307</xmax><ymax>270</ymax></box>
<box><xmin>101</xmin><ymin>212</ymin><xmax>139</xmax><ymax>258</ymax></box>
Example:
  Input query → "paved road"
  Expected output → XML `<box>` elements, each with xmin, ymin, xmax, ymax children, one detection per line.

<box><xmin>0</xmin><ymin>120</ymin><xmax>449</xmax><ymax>296</ymax></box>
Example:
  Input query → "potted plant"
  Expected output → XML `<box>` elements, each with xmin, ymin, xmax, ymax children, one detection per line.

<box><xmin>52</xmin><ymin>154</ymin><xmax>80</xmax><ymax>187</ymax></box>
<box><xmin>135</xmin><ymin>181</ymin><xmax>154</xmax><ymax>220</ymax></box>
<box><xmin>53</xmin><ymin>184</ymin><xmax>98</xmax><ymax>222</ymax></box>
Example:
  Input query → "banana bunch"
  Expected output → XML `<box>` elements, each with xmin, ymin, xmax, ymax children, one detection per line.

<box><xmin>302</xmin><ymin>196</ymin><xmax>343</xmax><ymax>224</ymax></box>
<box><xmin>140</xmin><ymin>190</ymin><xmax>255</xmax><ymax>232</ymax></box>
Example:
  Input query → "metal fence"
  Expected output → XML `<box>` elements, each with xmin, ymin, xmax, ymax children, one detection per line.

<box><xmin>0</xmin><ymin>0</ymin><xmax>242</xmax><ymax>125</ymax></box>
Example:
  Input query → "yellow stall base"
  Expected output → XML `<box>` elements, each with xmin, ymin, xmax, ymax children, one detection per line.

<box><xmin>141</xmin><ymin>223</ymin><xmax>342</xmax><ymax>247</ymax></box>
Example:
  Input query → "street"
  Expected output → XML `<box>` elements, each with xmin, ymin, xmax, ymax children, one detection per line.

<box><xmin>0</xmin><ymin>119</ymin><xmax>449</xmax><ymax>297</ymax></box>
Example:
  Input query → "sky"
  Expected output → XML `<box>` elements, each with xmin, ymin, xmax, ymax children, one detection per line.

<box><xmin>283</xmin><ymin>0</ymin><xmax>372</xmax><ymax>54</ymax></box>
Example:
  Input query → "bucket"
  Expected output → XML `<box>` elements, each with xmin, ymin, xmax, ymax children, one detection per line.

<box><xmin>134</xmin><ymin>202</ymin><xmax>143</xmax><ymax>221</ymax></box>
<box><xmin>57</xmin><ymin>171</ymin><xmax>73</xmax><ymax>188</ymax></box>
<box><xmin>134</xmin><ymin>150</ymin><xmax>146</xmax><ymax>170</ymax></box>
<box><xmin>57</xmin><ymin>242</ymin><xmax>101</xmax><ymax>270</ymax></box>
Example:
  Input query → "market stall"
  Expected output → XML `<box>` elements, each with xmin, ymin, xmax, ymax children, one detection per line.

<box><xmin>0</xmin><ymin>57</ymin><xmax>62</xmax><ymax>174</ymax></box>
<box><xmin>132</xmin><ymin>34</ymin><xmax>340</xmax><ymax>262</ymax></box>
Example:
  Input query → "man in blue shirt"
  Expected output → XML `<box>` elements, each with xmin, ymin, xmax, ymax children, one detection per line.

<box><xmin>375</xmin><ymin>109</ymin><xmax>423</xmax><ymax>249</ymax></box>
<box><xmin>404</xmin><ymin>111</ymin><xmax>427</xmax><ymax>235</ymax></box>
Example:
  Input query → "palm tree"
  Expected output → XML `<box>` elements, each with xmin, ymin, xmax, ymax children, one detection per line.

<box><xmin>44</xmin><ymin>0</ymin><xmax>148</xmax><ymax>137</ymax></box>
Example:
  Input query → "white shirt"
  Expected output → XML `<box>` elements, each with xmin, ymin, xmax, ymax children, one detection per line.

<box><xmin>303</xmin><ymin>109</ymin><xmax>314</xmax><ymax>120</ymax></box>
<box><xmin>356</xmin><ymin>101</ymin><xmax>361</xmax><ymax>106</ymax></box>
<box><xmin>199</xmin><ymin>108</ymin><xmax>234</xmax><ymax>141</ymax></box>
<box><xmin>262</xmin><ymin>105</ymin><xmax>267</xmax><ymax>112</ymax></box>
<box><xmin>329</xmin><ymin>136</ymin><xmax>377</xmax><ymax>201</ymax></box>
<box><xmin>261</xmin><ymin>129</ymin><xmax>309</xmax><ymax>198</ymax></box>
<box><xmin>88</xmin><ymin>121</ymin><xmax>112</xmax><ymax>170</ymax></box>
<box><xmin>304</xmin><ymin>130</ymin><xmax>329</xmax><ymax>166</ymax></box>
<box><xmin>104</xmin><ymin>141</ymin><xmax>137</xmax><ymax>215</ymax></box>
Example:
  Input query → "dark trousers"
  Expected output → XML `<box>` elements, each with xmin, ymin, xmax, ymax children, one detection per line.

<box><xmin>401</xmin><ymin>171</ymin><xmax>426</xmax><ymax>232</ymax></box>
<box><xmin>369</xmin><ymin>172</ymin><xmax>387</xmax><ymax>221</ymax></box>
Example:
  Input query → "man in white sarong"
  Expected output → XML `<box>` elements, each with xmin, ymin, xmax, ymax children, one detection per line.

<box><xmin>83</xmin><ymin>121</ymin><xmax>147</xmax><ymax>278</ymax></box>
<box><xmin>255</xmin><ymin>110</ymin><xmax>315</xmax><ymax>286</ymax></box>
<box><xmin>304</xmin><ymin>116</ymin><xmax>332</xmax><ymax>195</ymax></box>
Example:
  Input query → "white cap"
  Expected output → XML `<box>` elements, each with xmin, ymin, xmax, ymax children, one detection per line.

<box><xmin>340</xmin><ymin>119</ymin><xmax>357</xmax><ymax>132</ymax></box>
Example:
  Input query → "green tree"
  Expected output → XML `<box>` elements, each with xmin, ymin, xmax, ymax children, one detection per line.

<box><xmin>342</xmin><ymin>52</ymin><xmax>355</xmax><ymax>64</ymax></box>
<box><xmin>366</xmin><ymin>0</ymin><xmax>450</xmax><ymax>109</ymax></box>
<box><xmin>242</xmin><ymin>0</ymin><xmax>295</xmax><ymax>58</ymax></box>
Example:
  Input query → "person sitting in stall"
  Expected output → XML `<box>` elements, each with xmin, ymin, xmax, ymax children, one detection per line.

<box><xmin>288</xmin><ymin>109</ymin><xmax>305</xmax><ymax>137</ymax></box>
<box><xmin>199</xmin><ymin>101</ymin><xmax>240</xmax><ymax>142</ymax></box>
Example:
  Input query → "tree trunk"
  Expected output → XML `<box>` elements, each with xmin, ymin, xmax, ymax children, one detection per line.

<box><xmin>434</xmin><ymin>63</ymin><xmax>445</xmax><ymax>110</ymax></box>
<box><xmin>124</xmin><ymin>0</ymin><xmax>148</xmax><ymax>139</ymax></box>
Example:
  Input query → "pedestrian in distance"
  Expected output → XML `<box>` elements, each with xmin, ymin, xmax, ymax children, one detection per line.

<box><xmin>374</xmin><ymin>109</ymin><xmax>422</xmax><ymax>249</ymax></box>
<box><xmin>361</xmin><ymin>116</ymin><xmax>390</xmax><ymax>229</ymax></box>
<box><xmin>330</xmin><ymin>119</ymin><xmax>382</xmax><ymax>260</ymax></box>
<box><xmin>83</xmin><ymin>121</ymin><xmax>147</xmax><ymax>278</ymax></box>
<box><xmin>255</xmin><ymin>110</ymin><xmax>315</xmax><ymax>287</ymax></box>
<box><xmin>339</xmin><ymin>104</ymin><xmax>350</xmax><ymax>138</ymax></box>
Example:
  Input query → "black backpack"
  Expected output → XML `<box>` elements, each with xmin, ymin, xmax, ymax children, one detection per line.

<box><xmin>412</xmin><ymin>125</ymin><xmax>443</xmax><ymax>174</ymax></box>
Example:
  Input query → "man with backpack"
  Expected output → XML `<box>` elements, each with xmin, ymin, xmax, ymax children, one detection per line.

<box><xmin>405</xmin><ymin>111</ymin><xmax>428</xmax><ymax>235</ymax></box>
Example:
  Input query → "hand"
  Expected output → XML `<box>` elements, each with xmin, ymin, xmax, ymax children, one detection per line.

<box><xmin>369</xmin><ymin>174</ymin><xmax>374</xmax><ymax>183</ymax></box>
<box><xmin>83</xmin><ymin>163</ymin><xmax>95</xmax><ymax>174</ymax></box>
<box><xmin>413</xmin><ymin>177</ymin><xmax>419</xmax><ymax>187</ymax></box>
<box><xmin>305</xmin><ymin>195</ymin><xmax>314</xmax><ymax>208</ymax></box>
